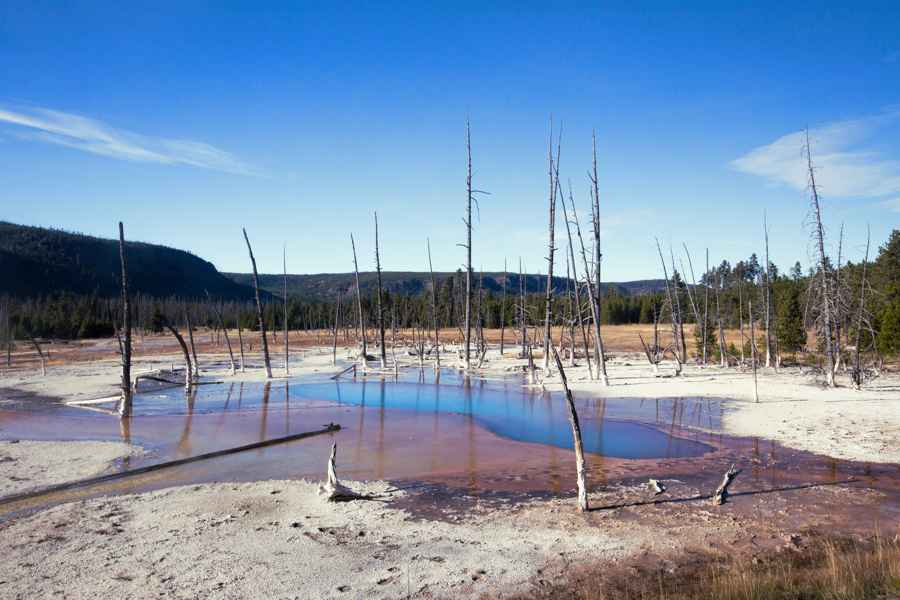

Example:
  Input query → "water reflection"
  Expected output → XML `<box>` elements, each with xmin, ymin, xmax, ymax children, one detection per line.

<box><xmin>128</xmin><ymin>378</ymin><xmax>716</xmax><ymax>460</ymax></box>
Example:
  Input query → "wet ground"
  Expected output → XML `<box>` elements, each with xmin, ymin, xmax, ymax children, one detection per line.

<box><xmin>1</xmin><ymin>368</ymin><xmax>898</xmax><ymax>534</ymax></box>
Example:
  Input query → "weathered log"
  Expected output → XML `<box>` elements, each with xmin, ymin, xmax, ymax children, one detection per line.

<box><xmin>713</xmin><ymin>464</ymin><xmax>741</xmax><ymax>505</ymax></box>
<box><xmin>648</xmin><ymin>479</ymin><xmax>666</xmax><ymax>495</ymax></box>
<box><xmin>318</xmin><ymin>442</ymin><xmax>362</xmax><ymax>502</ymax></box>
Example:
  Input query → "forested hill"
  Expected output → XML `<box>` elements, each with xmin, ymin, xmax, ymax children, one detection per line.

<box><xmin>223</xmin><ymin>271</ymin><xmax>667</xmax><ymax>300</ymax></box>
<box><xmin>0</xmin><ymin>221</ymin><xmax>667</xmax><ymax>301</ymax></box>
<box><xmin>0</xmin><ymin>222</ymin><xmax>257</xmax><ymax>300</ymax></box>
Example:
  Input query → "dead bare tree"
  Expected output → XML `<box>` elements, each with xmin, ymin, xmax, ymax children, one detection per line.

<box><xmin>656</xmin><ymin>238</ymin><xmax>683</xmax><ymax>371</ymax></box>
<box><xmin>117</xmin><ymin>222</ymin><xmax>133</xmax><ymax>417</ymax></box>
<box><xmin>569</xmin><ymin>187</ymin><xmax>605</xmax><ymax>383</ymax></box>
<box><xmin>205</xmin><ymin>291</ymin><xmax>236</xmax><ymax>375</ymax></box>
<box><xmin>374</xmin><ymin>212</ymin><xmax>387</xmax><ymax>369</ymax></box>
<box><xmin>283</xmin><ymin>245</ymin><xmax>290</xmax><ymax>376</ymax></box>
<box><xmin>762</xmin><ymin>212</ymin><xmax>773</xmax><ymax>368</ymax></box>
<box><xmin>589</xmin><ymin>130</ymin><xmax>610</xmax><ymax>383</ymax></box>
<box><xmin>550</xmin><ymin>345</ymin><xmax>589</xmax><ymax>512</ymax></box>
<box><xmin>749</xmin><ymin>299</ymin><xmax>759</xmax><ymax>403</ymax></box>
<box><xmin>542</xmin><ymin>123</ymin><xmax>559</xmax><ymax>370</ymax></box>
<box><xmin>162</xmin><ymin>318</ymin><xmax>193</xmax><ymax>392</ymax></box>
<box><xmin>242</xmin><ymin>228</ymin><xmax>273</xmax><ymax>378</ymax></box>
<box><xmin>27</xmin><ymin>333</ymin><xmax>46</xmax><ymax>376</ymax></box>
<box><xmin>852</xmin><ymin>226</ymin><xmax>871</xmax><ymax>389</ymax></box>
<box><xmin>669</xmin><ymin>247</ymin><xmax>687</xmax><ymax>361</ymax></box>
<box><xmin>332</xmin><ymin>292</ymin><xmax>341</xmax><ymax>366</ymax></box>
<box><xmin>463</xmin><ymin>118</ymin><xmax>474</xmax><ymax>372</ymax></box>
<box><xmin>185</xmin><ymin>308</ymin><xmax>199</xmax><ymax>378</ymax></box>
<box><xmin>703</xmin><ymin>248</ymin><xmax>710</xmax><ymax>364</ymax></box>
<box><xmin>806</xmin><ymin>129</ymin><xmax>835</xmax><ymax>387</ymax></box>
<box><xmin>560</xmin><ymin>181</ymin><xmax>592</xmax><ymax>378</ymax></box>
<box><xmin>426</xmin><ymin>238</ymin><xmax>440</xmax><ymax>370</ymax></box>
<box><xmin>236</xmin><ymin>310</ymin><xmax>246</xmax><ymax>372</ymax></box>
<box><xmin>716</xmin><ymin>275</ymin><xmax>727</xmax><ymax>367</ymax></box>
<box><xmin>350</xmin><ymin>234</ymin><xmax>367</xmax><ymax>362</ymax></box>
<box><xmin>500</xmin><ymin>258</ymin><xmax>507</xmax><ymax>356</ymax></box>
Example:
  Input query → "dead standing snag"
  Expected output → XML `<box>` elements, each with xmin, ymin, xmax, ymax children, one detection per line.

<box><xmin>242</xmin><ymin>227</ymin><xmax>273</xmax><ymax>378</ymax></box>
<box><xmin>117</xmin><ymin>221</ymin><xmax>133</xmax><ymax>417</ymax></box>
<box><xmin>550</xmin><ymin>345</ymin><xmax>589</xmax><ymax>512</ymax></box>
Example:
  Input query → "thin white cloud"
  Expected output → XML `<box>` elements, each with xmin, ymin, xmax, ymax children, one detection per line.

<box><xmin>730</xmin><ymin>110</ymin><xmax>900</xmax><ymax>199</ymax></box>
<box><xmin>0</xmin><ymin>105</ymin><xmax>259</xmax><ymax>175</ymax></box>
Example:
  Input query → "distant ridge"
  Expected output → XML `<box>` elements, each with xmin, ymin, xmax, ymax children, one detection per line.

<box><xmin>223</xmin><ymin>271</ymin><xmax>667</xmax><ymax>300</ymax></box>
<box><xmin>0</xmin><ymin>221</ymin><xmax>666</xmax><ymax>301</ymax></box>
<box><xmin>0</xmin><ymin>221</ymin><xmax>257</xmax><ymax>300</ymax></box>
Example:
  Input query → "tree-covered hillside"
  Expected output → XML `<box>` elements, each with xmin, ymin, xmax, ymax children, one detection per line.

<box><xmin>0</xmin><ymin>222</ymin><xmax>256</xmax><ymax>300</ymax></box>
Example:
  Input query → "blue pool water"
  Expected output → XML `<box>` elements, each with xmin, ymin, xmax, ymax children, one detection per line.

<box><xmin>133</xmin><ymin>375</ymin><xmax>718</xmax><ymax>460</ymax></box>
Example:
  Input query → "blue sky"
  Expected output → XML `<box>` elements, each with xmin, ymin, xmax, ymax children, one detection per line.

<box><xmin>2</xmin><ymin>2</ymin><xmax>899</xmax><ymax>280</ymax></box>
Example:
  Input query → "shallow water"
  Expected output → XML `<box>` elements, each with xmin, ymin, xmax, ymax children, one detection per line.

<box><xmin>125</xmin><ymin>374</ymin><xmax>718</xmax><ymax>460</ymax></box>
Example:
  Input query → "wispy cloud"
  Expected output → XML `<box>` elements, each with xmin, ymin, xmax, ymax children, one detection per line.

<box><xmin>730</xmin><ymin>110</ymin><xmax>900</xmax><ymax>199</ymax></box>
<box><xmin>0</xmin><ymin>105</ymin><xmax>259</xmax><ymax>175</ymax></box>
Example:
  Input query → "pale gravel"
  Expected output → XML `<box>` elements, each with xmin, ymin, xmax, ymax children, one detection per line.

<box><xmin>0</xmin><ymin>479</ymin><xmax>634</xmax><ymax>599</ymax></box>
<box><xmin>0</xmin><ymin>440</ymin><xmax>140</xmax><ymax>497</ymax></box>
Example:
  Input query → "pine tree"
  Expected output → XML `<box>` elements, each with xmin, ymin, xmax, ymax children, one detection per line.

<box><xmin>775</xmin><ymin>282</ymin><xmax>806</xmax><ymax>354</ymax></box>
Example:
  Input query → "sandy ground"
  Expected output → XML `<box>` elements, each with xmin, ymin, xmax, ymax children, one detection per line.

<box><xmin>0</xmin><ymin>479</ymin><xmax>641</xmax><ymax>599</ymax></box>
<box><xmin>0</xmin><ymin>440</ymin><xmax>139</xmax><ymax>497</ymax></box>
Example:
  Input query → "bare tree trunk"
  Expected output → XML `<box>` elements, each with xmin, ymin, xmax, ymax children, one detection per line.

<box><xmin>283</xmin><ymin>245</ymin><xmax>290</xmax><ymax>376</ymax></box>
<box><xmin>117</xmin><ymin>222</ymin><xmax>133</xmax><ymax>417</ymax></box>
<box><xmin>464</xmin><ymin>119</ymin><xmax>473</xmax><ymax>372</ymax></box>
<box><xmin>702</xmin><ymin>248</ymin><xmax>710</xmax><ymax>365</ymax></box>
<box><xmin>332</xmin><ymin>293</ymin><xmax>341</xmax><ymax>366</ymax></box>
<box><xmin>205</xmin><ymin>291</ymin><xmax>236</xmax><ymax>375</ymax></box>
<box><xmin>716</xmin><ymin>277</ymin><xmax>727</xmax><ymax>367</ymax></box>
<box><xmin>242</xmin><ymin>228</ymin><xmax>273</xmax><ymax>378</ymax></box>
<box><xmin>550</xmin><ymin>345</ymin><xmax>589</xmax><ymax>512</ymax></box>
<box><xmin>236</xmin><ymin>310</ymin><xmax>246</xmax><ymax>373</ymax></box>
<box><xmin>806</xmin><ymin>129</ymin><xmax>835</xmax><ymax>387</ymax></box>
<box><xmin>656</xmin><ymin>238</ymin><xmax>682</xmax><ymax>368</ymax></box>
<box><xmin>749</xmin><ymin>300</ymin><xmax>759</xmax><ymax>403</ymax></box>
<box><xmin>185</xmin><ymin>309</ymin><xmax>199</xmax><ymax>377</ymax></box>
<box><xmin>853</xmin><ymin>226</ymin><xmax>870</xmax><ymax>389</ymax></box>
<box><xmin>28</xmin><ymin>334</ymin><xmax>46</xmax><ymax>376</ymax></box>
<box><xmin>738</xmin><ymin>281</ymin><xmax>745</xmax><ymax>364</ymax></box>
<box><xmin>763</xmin><ymin>212</ymin><xmax>773</xmax><ymax>368</ymax></box>
<box><xmin>669</xmin><ymin>247</ymin><xmax>687</xmax><ymax>361</ymax></box>
<box><xmin>519</xmin><ymin>258</ymin><xmax>527</xmax><ymax>359</ymax></box>
<box><xmin>350</xmin><ymin>234</ymin><xmax>367</xmax><ymax>361</ymax></box>
<box><xmin>834</xmin><ymin>223</ymin><xmax>845</xmax><ymax>373</ymax></box>
<box><xmin>426</xmin><ymin>238</ymin><xmax>440</xmax><ymax>370</ymax></box>
<box><xmin>569</xmin><ymin>190</ymin><xmax>605</xmax><ymax>383</ymax></box>
<box><xmin>542</xmin><ymin>125</ymin><xmax>559</xmax><ymax>370</ymax></box>
<box><xmin>560</xmin><ymin>182</ymin><xmax>592</xmax><ymax>379</ymax></box>
<box><xmin>682</xmin><ymin>243</ymin><xmax>703</xmax><ymax>361</ymax></box>
<box><xmin>500</xmin><ymin>258</ymin><xmax>507</xmax><ymax>356</ymax></box>
<box><xmin>590</xmin><ymin>130</ymin><xmax>610</xmax><ymax>383</ymax></box>
<box><xmin>374</xmin><ymin>212</ymin><xmax>387</xmax><ymax>369</ymax></box>
<box><xmin>164</xmin><ymin>320</ymin><xmax>193</xmax><ymax>392</ymax></box>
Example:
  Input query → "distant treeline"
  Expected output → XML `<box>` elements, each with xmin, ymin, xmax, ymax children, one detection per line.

<box><xmin>2</xmin><ymin>229</ymin><xmax>898</xmax><ymax>359</ymax></box>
